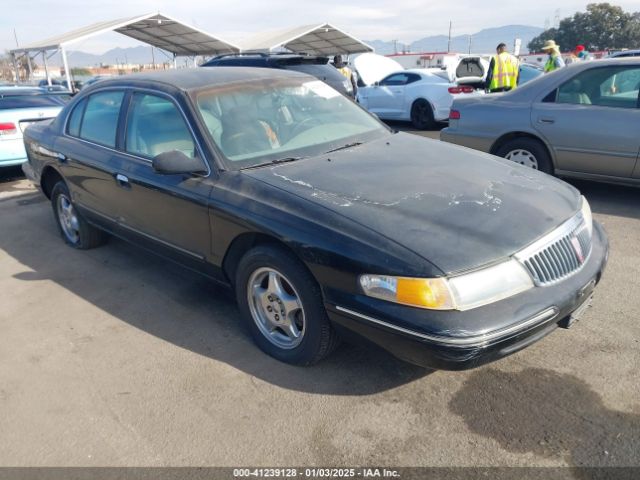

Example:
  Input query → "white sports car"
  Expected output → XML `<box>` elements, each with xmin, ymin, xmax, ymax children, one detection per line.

<box><xmin>355</xmin><ymin>53</ymin><xmax>484</xmax><ymax>130</ymax></box>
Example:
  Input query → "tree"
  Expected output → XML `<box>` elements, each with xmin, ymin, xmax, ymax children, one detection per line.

<box><xmin>528</xmin><ymin>3</ymin><xmax>640</xmax><ymax>52</ymax></box>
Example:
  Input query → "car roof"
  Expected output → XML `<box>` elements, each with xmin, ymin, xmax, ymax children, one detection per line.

<box><xmin>0</xmin><ymin>86</ymin><xmax>61</xmax><ymax>96</ymax></box>
<box><xmin>83</xmin><ymin>67</ymin><xmax>310</xmax><ymax>93</ymax></box>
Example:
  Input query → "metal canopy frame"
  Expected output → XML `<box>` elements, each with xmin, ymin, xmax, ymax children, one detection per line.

<box><xmin>240</xmin><ymin>23</ymin><xmax>373</xmax><ymax>56</ymax></box>
<box><xmin>9</xmin><ymin>12</ymin><xmax>240</xmax><ymax>89</ymax></box>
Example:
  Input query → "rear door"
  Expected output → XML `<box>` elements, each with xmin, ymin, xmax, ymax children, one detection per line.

<box><xmin>52</xmin><ymin>89</ymin><xmax>128</xmax><ymax>227</ymax></box>
<box><xmin>531</xmin><ymin>65</ymin><xmax>640</xmax><ymax>178</ymax></box>
<box><xmin>114</xmin><ymin>90</ymin><xmax>212</xmax><ymax>266</ymax></box>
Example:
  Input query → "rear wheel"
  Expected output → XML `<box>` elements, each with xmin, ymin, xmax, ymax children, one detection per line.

<box><xmin>495</xmin><ymin>138</ymin><xmax>553</xmax><ymax>174</ymax></box>
<box><xmin>235</xmin><ymin>245</ymin><xmax>339</xmax><ymax>365</ymax></box>
<box><xmin>51</xmin><ymin>181</ymin><xmax>107</xmax><ymax>249</ymax></box>
<box><xmin>410</xmin><ymin>99</ymin><xmax>435</xmax><ymax>130</ymax></box>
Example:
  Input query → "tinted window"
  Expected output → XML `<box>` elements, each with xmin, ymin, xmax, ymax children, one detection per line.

<box><xmin>380</xmin><ymin>73</ymin><xmax>411</xmax><ymax>86</ymax></box>
<box><xmin>125</xmin><ymin>93</ymin><xmax>195</xmax><ymax>159</ymax></box>
<box><xmin>67</xmin><ymin>98</ymin><xmax>87</xmax><ymax>137</ymax></box>
<box><xmin>556</xmin><ymin>66</ymin><xmax>640</xmax><ymax>109</ymax></box>
<box><xmin>80</xmin><ymin>91</ymin><xmax>124</xmax><ymax>147</ymax></box>
<box><xmin>405</xmin><ymin>73</ymin><xmax>422</xmax><ymax>84</ymax></box>
<box><xmin>0</xmin><ymin>94</ymin><xmax>66</xmax><ymax>110</ymax></box>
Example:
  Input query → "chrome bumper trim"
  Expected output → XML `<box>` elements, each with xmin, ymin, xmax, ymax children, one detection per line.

<box><xmin>334</xmin><ymin>305</ymin><xmax>559</xmax><ymax>348</ymax></box>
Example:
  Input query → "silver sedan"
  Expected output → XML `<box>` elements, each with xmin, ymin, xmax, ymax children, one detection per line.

<box><xmin>441</xmin><ymin>58</ymin><xmax>640</xmax><ymax>185</ymax></box>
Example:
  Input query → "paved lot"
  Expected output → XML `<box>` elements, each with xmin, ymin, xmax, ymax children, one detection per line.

<box><xmin>0</xmin><ymin>128</ymin><xmax>639</xmax><ymax>468</ymax></box>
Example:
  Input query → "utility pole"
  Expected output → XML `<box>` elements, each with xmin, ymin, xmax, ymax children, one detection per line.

<box><xmin>447</xmin><ymin>21</ymin><xmax>452</xmax><ymax>53</ymax></box>
<box><xmin>151</xmin><ymin>46</ymin><xmax>155</xmax><ymax>70</ymax></box>
<box><xmin>468</xmin><ymin>35</ymin><xmax>472</xmax><ymax>54</ymax></box>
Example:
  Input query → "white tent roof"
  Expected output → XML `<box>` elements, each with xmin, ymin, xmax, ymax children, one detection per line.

<box><xmin>240</xmin><ymin>23</ymin><xmax>373</xmax><ymax>55</ymax></box>
<box><xmin>11</xmin><ymin>13</ymin><xmax>240</xmax><ymax>56</ymax></box>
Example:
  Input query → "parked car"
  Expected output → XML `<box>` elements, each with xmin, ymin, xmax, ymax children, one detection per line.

<box><xmin>202</xmin><ymin>53</ymin><xmax>354</xmax><ymax>97</ymax></box>
<box><xmin>442</xmin><ymin>58</ymin><xmax>640</xmax><ymax>185</ymax></box>
<box><xmin>355</xmin><ymin>53</ymin><xmax>483</xmax><ymax>129</ymax></box>
<box><xmin>607</xmin><ymin>49</ymin><xmax>640</xmax><ymax>58</ymax></box>
<box><xmin>518</xmin><ymin>63</ymin><xmax>544</xmax><ymax>86</ymax></box>
<box><xmin>1</xmin><ymin>87</ymin><xmax>68</xmax><ymax>168</ymax></box>
<box><xmin>81</xmin><ymin>75</ymin><xmax>112</xmax><ymax>90</ymax></box>
<box><xmin>22</xmin><ymin>68</ymin><xmax>608</xmax><ymax>370</ymax></box>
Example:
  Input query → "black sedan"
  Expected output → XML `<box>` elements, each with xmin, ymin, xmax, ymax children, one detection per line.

<box><xmin>22</xmin><ymin>68</ymin><xmax>608</xmax><ymax>370</ymax></box>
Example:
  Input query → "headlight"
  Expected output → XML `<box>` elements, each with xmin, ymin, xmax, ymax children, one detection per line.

<box><xmin>360</xmin><ymin>260</ymin><xmax>533</xmax><ymax>311</ymax></box>
<box><xmin>580</xmin><ymin>195</ymin><xmax>593</xmax><ymax>236</ymax></box>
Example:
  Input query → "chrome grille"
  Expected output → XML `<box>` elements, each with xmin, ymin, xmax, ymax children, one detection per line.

<box><xmin>515</xmin><ymin>213</ymin><xmax>592</xmax><ymax>286</ymax></box>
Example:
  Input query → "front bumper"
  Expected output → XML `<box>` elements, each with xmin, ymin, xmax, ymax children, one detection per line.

<box><xmin>326</xmin><ymin>221</ymin><xmax>609</xmax><ymax>370</ymax></box>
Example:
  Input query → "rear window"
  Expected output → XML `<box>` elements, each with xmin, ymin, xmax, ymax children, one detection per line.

<box><xmin>0</xmin><ymin>94</ymin><xmax>67</xmax><ymax>110</ymax></box>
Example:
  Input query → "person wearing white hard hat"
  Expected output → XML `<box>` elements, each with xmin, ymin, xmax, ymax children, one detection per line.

<box><xmin>541</xmin><ymin>40</ymin><xmax>565</xmax><ymax>73</ymax></box>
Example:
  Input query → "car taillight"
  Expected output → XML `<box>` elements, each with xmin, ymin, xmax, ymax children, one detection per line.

<box><xmin>448</xmin><ymin>86</ymin><xmax>474</xmax><ymax>94</ymax></box>
<box><xmin>0</xmin><ymin>122</ymin><xmax>17</xmax><ymax>135</ymax></box>
<box><xmin>449</xmin><ymin>110</ymin><xmax>461</xmax><ymax>120</ymax></box>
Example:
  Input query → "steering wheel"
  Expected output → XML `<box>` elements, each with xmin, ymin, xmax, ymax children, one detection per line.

<box><xmin>287</xmin><ymin>117</ymin><xmax>319</xmax><ymax>140</ymax></box>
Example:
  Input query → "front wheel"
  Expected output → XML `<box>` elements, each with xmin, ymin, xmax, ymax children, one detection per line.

<box><xmin>410</xmin><ymin>99</ymin><xmax>435</xmax><ymax>130</ymax></box>
<box><xmin>495</xmin><ymin>138</ymin><xmax>553</xmax><ymax>174</ymax></box>
<box><xmin>235</xmin><ymin>245</ymin><xmax>339</xmax><ymax>365</ymax></box>
<box><xmin>51</xmin><ymin>181</ymin><xmax>107</xmax><ymax>249</ymax></box>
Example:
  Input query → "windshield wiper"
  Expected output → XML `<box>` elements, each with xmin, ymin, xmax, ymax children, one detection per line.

<box><xmin>241</xmin><ymin>157</ymin><xmax>303</xmax><ymax>170</ymax></box>
<box><xmin>325</xmin><ymin>142</ymin><xmax>363</xmax><ymax>154</ymax></box>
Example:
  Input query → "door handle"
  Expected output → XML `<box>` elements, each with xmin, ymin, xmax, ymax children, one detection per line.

<box><xmin>538</xmin><ymin>117</ymin><xmax>555</xmax><ymax>124</ymax></box>
<box><xmin>115</xmin><ymin>173</ymin><xmax>130</xmax><ymax>188</ymax></box>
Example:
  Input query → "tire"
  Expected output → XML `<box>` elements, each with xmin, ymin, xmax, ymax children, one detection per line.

<box><xmin>410</xmin><ymin>99</ymin><xmax>435</xmax><ymax>130</ymax></box>
<box><xmin>495</xmin><ymin>138</ymin><xmax>553</xmax><ymax>174</ymax></box>
<box><xmin>235</xmin><ymin>244</ymin><xmax>340</xmax><ymax>366</ymax></box>
<box><xmin>51</xmin><ymin>181</ymin><xmax>107</xmax><ymax>249</ymax></box>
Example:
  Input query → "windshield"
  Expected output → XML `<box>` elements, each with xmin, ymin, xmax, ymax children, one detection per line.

<box><xmin>195</xmin><ymin>77</ymin><xmax>388</xmax><ymax>169</ymax></box>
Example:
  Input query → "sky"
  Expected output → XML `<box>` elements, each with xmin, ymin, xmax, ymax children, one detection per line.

<box><xmin>2</xmin><ymin>0</ymin><xmax>640</xmax><ymax>54</ymax></box>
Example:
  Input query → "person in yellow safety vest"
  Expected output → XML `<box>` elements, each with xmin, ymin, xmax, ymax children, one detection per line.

<box><xmin>333</xmin><ymin>55</ymin><xmax>357</xmax><ymax>95</ymax></box>
<box><xmin>485</xmin><ymin>43</ymin><xmax>520</xmax><ymax>93</ymax></box>
<box><xmin>541</xmin><ymin>40</ymin><xmax>566</xmax><ymax>73</ymax></box>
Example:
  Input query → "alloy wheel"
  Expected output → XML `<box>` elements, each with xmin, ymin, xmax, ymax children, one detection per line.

<box><xmin>247</xmin><ymin>267</ymin><xmax>306</xmax><ymax>349</ymax></box>
<box><xmin>57</xmin><ymin>194</ymin><xmax>80</xmax><ymax>244</ymax></box>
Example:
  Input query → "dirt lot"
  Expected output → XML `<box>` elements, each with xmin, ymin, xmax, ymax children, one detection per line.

<box><xmin>0</xmin><ymin>128</ymin><xmax>639</xmax><ymax>468</ymax></box>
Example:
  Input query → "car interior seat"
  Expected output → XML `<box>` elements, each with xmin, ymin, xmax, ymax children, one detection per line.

<box><xmin>558</xmin><ymin>79</ymin><xmax>592</xmax><ymax>105</ymax></box>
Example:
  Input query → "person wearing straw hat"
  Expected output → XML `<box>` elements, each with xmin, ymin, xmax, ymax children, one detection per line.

<box><xmin>541</xmin><ymin>40</ymin><xmax>565</xmax><ymax>73</ymax></box>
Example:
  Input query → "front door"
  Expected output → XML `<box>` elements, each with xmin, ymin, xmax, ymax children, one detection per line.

<box><xmin>114</xmin><ymin>91</ymin><xmax>213</xmax><ymax>266</ymax></box>
<box><xmin>532</xmin><ymin>65</ymin><xmax>640</xmax><ymax>178</ymax></box>
<box><xmin>364</xmin><ymin>73</ymin><xmax>411</xmax><ymax>118</ymax></box>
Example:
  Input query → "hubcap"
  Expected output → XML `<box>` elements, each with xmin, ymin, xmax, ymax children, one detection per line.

<box><xmin>247</xmin><ymin>267</ymin><xmax>305</xmax><ymax>349</ymax></box>
<box><xmin>57</xmin><ymin>194</ymin><xmax>80</xmax><ymax>244</ymax></box>
<box><xmin>505</xmin><ymin>149</ymin><xmax>539</xmax><ymax>169</ymax></box>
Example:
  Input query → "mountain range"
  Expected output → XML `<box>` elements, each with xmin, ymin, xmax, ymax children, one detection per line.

<box><xmin>43</xmin><ymin>25</ymin><xmax>544</xmax><ymax>68</ymax></box>
<box><xmin>366</xmin><ymin>25</ymin><xmax>544</xmax><ymax>55</ymax></box>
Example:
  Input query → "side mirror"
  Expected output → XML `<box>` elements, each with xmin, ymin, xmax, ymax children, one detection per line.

<box><xmin>152</xmin><ymin>150</ymin><xmax>207</xmax><ymax>175</ymax></box>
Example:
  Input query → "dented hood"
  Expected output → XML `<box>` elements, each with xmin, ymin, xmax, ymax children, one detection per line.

<box><xmin>243</xmin><ymin>133</ymin><xmax>581</xmax><ymax>274</ymax></box>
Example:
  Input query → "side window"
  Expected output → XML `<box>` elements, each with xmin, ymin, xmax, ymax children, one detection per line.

<box><xmin>556</xmin><ymin>67</ymin><xmax>640</xmax><ymax>109</ymax></box>
<box><xmin>125</xmin><ymin>93</ymin><xmax>196</xmax><ymax>159</ymax></box>
<box><xmin>405</xmin><ymin>73</ymin><xmax>422</xmax><ymax>85</ymax></box>
<box><xmin>79</xmin><ymin>91</ymin><xmax>124</xmax><ymax>147</ymax></box>
<box><xmin>66</xmin><ymin>98</ymin><xmax>87</xmax><ymax>137</ymax></box>
<box><xmin>380</xmin><ymin>73</ymin><xmax>409</xmax><ymax>86</ymax></box>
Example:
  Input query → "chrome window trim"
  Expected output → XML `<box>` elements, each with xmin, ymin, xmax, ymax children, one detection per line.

<box><xmin>334</xmin><ymin>305</ymin><xmax>559</xmax><ymax>347</ymax></box>
<box><xmin>62</xmin><ymin>85</ymin><xmax>212</xmax><ymax>178</ymax></box>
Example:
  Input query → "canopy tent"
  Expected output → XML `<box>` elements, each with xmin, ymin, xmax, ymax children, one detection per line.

<box><xmin>9</xmin><ymin>12</ymin><xmax>240</xmax><ymax>89</ymax></box>
<box><xmin>239</xmin><ymin>23</ymin><xmax>373</xmax><ymax>56</ymax></box>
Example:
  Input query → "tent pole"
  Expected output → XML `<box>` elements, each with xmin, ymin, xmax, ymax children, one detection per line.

<box><xmin>61</xmin><ymin>46</ymin><xmax>73</xmax><ymax>92</ymax></box>
<box><xmin>11</xmin><ymin>52</ymin><xmax>20</xmax><ymax>84</ymax></box>
<box><xmin>173</xmin><ymin>53</ymin><xmax>177</xmax><ymax>69</ymax></box>
<box><xmin>42</xmin><ymin>51</ymin><xmax>51</xmax><ymax>86</ymax></box>
<box><xmin>26</xmin><ymin>54</ymin><xmax>33</xmax><ymax>81</ymax></box>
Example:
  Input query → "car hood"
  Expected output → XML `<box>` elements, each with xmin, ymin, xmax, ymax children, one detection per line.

<box><xmin>353</xmin><ymin>53</ymin><xmax>404</xmax><ymax>86</ymax></box>
<box><xmin>243</xmin><ymin>133</ymin><xmax>580</xmax><ymax>274</ymax></box>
